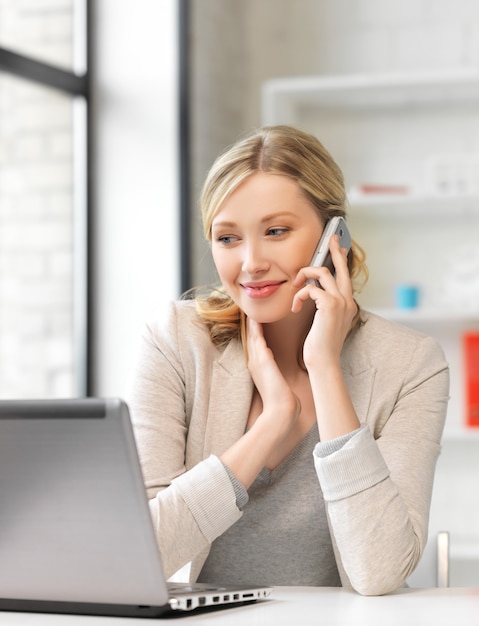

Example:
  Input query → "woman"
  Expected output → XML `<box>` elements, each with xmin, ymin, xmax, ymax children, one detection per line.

<box><xmin>128</xmin><ymin>125</ymin><xmax>449</xmax><ymax>595</ymax></box>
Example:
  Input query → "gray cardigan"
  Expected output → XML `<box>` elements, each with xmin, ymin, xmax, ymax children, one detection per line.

<box><xmin>128</xmin><ymin>300</ymin><xmax>449</xmax><ymax>596</ymax></box>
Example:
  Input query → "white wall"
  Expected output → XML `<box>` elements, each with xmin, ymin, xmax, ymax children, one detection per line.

<box><xmin>91</xmin><ymin>0</ymin><xmax>180</xmax><ymax>396</ymax></box>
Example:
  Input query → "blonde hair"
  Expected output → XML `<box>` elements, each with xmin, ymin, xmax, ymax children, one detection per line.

<box><xmin>192</xmin><ymin>125</ymin><xmax>368</xmax><ymax>347</ymax></box>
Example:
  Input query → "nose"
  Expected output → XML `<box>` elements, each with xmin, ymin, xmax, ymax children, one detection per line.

<box><xmin>241</xmin><ymin>241</ymin><xmax>269</xmax><ymax>275</ymax></box>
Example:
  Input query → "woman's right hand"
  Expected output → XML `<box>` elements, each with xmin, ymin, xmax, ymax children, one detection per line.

<box><xmin>220</xmin><ymin>317</ymin><xmax>300</xmax><ymax>489</ymax></box>
<box><xmin>246</xmin><ymin>317</ymin><xmax>300</xmax><ymax>437</ymax></box>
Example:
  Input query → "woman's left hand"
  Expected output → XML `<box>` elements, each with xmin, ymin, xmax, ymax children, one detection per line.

<box><xmin>291</xmin><ymin>234</ymin><xmax>357</xmax><ymax>371</ymax></box>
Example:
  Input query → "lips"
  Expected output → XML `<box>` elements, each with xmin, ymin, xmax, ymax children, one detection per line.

<box><xmin>241</xmin><ymin>281</ymin><xmax>285</xmax><ymax>299</ymax></box>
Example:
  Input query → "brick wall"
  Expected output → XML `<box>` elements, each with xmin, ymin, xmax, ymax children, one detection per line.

<box><xmin>0</xmin><ymin>0</ymin><xmax>76</xmax><ymax>398</ymax></box>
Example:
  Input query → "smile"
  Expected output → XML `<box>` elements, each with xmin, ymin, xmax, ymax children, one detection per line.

<box><xmin>240</xmin><ymin>281</ymin><xmax>285</xmax><ymax>299</ymax></box>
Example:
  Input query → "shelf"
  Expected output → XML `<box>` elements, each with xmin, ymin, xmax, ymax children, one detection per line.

<box><xmin>347</xmin><ymin>191</ymin><xmax>479</xmax><ymax>217</ymax></box>
<box><xmin>368</xmin><ymin>308</ymin><xmax>479</xmax><ymax>326</ymax></box>
<box><xmin>262</xmin><ymin>68</ymin><xmax>479</xmax><ymax>122</ymax></box>
<box><xmin>442</xmin><ymin>429</ymin><xmax>479</xmax><ymax>443</ymax></box>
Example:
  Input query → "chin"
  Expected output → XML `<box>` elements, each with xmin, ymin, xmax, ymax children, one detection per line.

<box><xmin>242</xmin><ymin>305</ymin><xmax>292</xmax><ymax>325</ymax></box>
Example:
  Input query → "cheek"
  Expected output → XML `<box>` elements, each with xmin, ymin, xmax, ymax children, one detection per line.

<box><xmin>212</xmin><ymin>249</ymin><xmax>235</xmax><ymax>284</ymax></box>
<box><xmin>284</xmin><ymin>248</ymin><xmax>314</xmax><ymax>276</ymax></box>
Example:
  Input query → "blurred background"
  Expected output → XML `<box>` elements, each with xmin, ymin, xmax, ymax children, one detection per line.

<box><xmin>1</xmin><ymin>0</ymin><xmax>478</xmax><ymax>586</ymax></box>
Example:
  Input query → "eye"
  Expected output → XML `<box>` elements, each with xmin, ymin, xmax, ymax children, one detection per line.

<box><xmin>216</xmin><ymin>234</ymin><xmax>238</xmax><ymax>245</ymax></box>
<box><xmin>267</xmin><ymin>227</ymin><xmax>289</xmax><ymax>237</ymax></box>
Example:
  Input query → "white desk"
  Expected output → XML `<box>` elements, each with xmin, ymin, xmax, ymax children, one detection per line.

<box><xmin>0</xmin><ymin>587</ymin><xmax>478</xmax><ymax>626</ymax></box>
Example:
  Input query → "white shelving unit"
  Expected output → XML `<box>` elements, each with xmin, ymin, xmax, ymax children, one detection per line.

<box><xmin>262</xmin><ymin>71</ymin><xmax>479</xmax><ymax>305</ymax></box>
<box><xmin>263</xmin><ymin>69</ymin><xmax>479</xmax><ymax>584</ymax></box>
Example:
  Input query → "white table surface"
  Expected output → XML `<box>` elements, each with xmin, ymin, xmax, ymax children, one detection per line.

<box><xmin>0</xmin><ymin>587</ymin><xmax>478</xmax><ymax>626</ymax></box>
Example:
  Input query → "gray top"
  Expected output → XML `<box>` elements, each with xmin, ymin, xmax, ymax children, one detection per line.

<box><xmin>199</xmin><ymin>423</ymin><xmax>341</xmax><ymax>586</ymax></box>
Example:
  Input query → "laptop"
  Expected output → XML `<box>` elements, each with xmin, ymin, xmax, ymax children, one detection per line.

<box><xmin>0</xmin><ymin>397</ymin><xmax>273</xmax><ymax>617</ymax></box>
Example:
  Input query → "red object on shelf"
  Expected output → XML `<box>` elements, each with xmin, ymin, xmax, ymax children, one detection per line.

<box><xmin>356</xmin><ymin>184</ymin><xmax>409</xmax><ymax>195</ymax></box>
<box><xmin>464</xmin><ymin>332</ymin><xmax>479</xmax><ymax>428</ymax></box>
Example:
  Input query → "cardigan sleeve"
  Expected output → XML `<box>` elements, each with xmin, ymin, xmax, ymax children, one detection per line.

<box><xmin>148</xmin><ymin>455</ymin><xmax>242</xmax><ymax>579</ymax></box>
<box><xmin>127</xmin><ymin>302</ymin><xmax>242</xmax><ymax>579</ymax></box>
<box><xmin>312</xmin><ymin>333</ymin><xmax>449</xmax><ymax>596</ymax></box>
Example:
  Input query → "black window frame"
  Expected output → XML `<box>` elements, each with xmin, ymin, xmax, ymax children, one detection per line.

<box><xmin>179</xmin><ymin>0</ymin><xmax>192</xmax><ymax>292</ymax></box>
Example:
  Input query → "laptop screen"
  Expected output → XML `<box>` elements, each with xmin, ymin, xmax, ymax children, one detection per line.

<box><xmin>0</xmin><ymin>398</ymin><xmax>169</xmax><ymax>613</ymax></box>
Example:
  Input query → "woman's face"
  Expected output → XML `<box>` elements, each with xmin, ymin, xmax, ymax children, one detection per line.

<box><xmin>211</xmin><ymin>172</ymin><xmax>324</xmax><ymax>324</ymax></box>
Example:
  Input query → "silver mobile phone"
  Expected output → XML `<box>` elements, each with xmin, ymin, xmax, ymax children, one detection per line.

<box><xmin>308</xmin><ymin>216</ymin><xmax>352</xmax><ymax>282</ymax></box>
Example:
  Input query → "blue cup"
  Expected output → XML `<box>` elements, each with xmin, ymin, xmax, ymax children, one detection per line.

<box><xmin>395</xmin><ymin>284</ymin><xmax>419</xmax><ymax>310</ymax></box>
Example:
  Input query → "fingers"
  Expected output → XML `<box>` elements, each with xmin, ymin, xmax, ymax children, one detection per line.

<box><xmin>291</xmin><ymin>284</ymin><xmax>318</xmax><ymax>313</ymax></box>
<box><xmin>329</xmin><ymin>235</ymin><xmax>352</xmax><ymax>294</ymax></box>
<box><xmin>246</xmin><ymin>316</ymin><xmax>264</xmax><ymax>351</ymax></box>
<box><xmin>291</xmin><ymin>236</ymin><xmax>357</xmax><ymax>325</ymax></box>
<box><xmin>246</xmin><ymin>317</ymin><xmax>271</xmax><ymax>368</ymax></box>
<box><xmin>247</xmin><ymin>316</ymin><xmax>262</xmax><ymax>338</ymax></box>
<box><xmin>293</xmin><ymin>236</ymin><xmax>351</xmax><ymax>306</ymax></box>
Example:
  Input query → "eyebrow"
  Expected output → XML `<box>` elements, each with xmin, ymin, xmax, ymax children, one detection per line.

<box><xmin>212</xmin><ymin>211</ymin><xmax>299</xmax><ymax>229</ymax></box>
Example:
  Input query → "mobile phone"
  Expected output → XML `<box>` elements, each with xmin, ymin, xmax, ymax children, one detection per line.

<box><xmin>308</xmin><ymin>216</ymin><xmax>352</xmax><ymax>283</ymax></box>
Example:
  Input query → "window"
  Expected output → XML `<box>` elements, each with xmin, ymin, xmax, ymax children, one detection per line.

<box><xmin>0</xmin><ymin>0</ymin><xmax>89</xmax><ymax>398</ymax></box>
